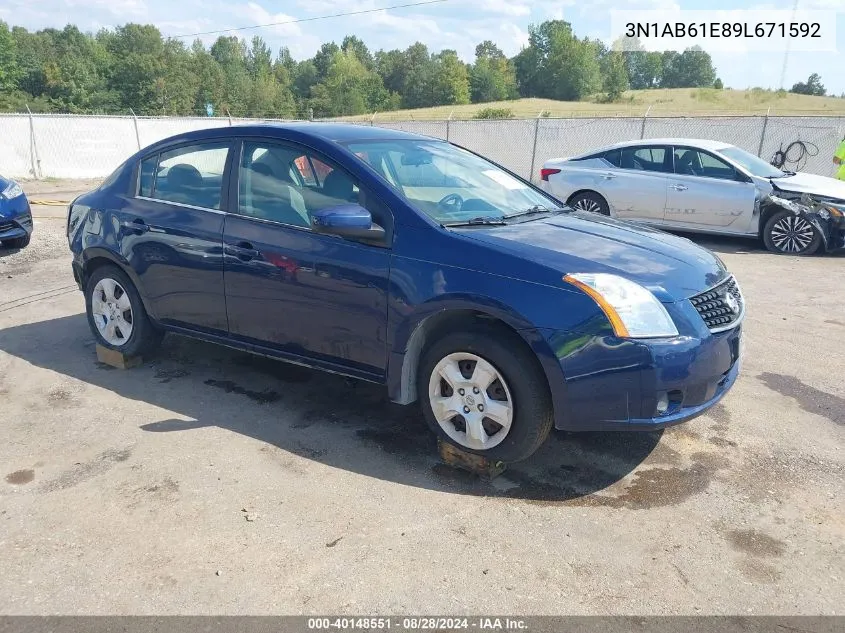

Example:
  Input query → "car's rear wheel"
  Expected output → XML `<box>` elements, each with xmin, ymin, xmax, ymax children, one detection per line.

<box><xmin>85</xmin><ymin>265</ymin><xmax>162</xmax><ymax>357</ymax></box>
<box><xmin>418</xmin><ymin>328</ymin><xmax>553</xmax><ymax>463</ymax></box>
<box><xmin>568</xmin><ymin>191</ymin><xmax>609</xmax><ymax>215</ymax></box>
<box><xmin>763</xmin><ymin>210</ymin><xmax>821</xmax><ymax>255</ymax></box>
<box><xmin>1</xmin><ymin>234</ymin><xmax>30</xmax><ymax>249</ymax></box>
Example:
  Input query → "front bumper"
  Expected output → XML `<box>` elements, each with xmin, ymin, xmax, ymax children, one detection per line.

<box><xmin>0</xmin><ymin>198</ymin><xmax>34</xmax><ymax>241</ymax></box>
<box><xmin>548</xmin><ymin>321</ymin><xmax>742</xmax><ymax>432</ymax></box>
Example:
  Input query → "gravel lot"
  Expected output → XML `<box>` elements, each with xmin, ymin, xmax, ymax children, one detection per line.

<box><xmin>0</xmin><ymin>182</ymin><xmax>843</xmax><ymax>615</ymax></box>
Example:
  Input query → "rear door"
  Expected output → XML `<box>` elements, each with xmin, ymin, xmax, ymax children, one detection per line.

<box><xmin>222</xmin><ymin>139</ymin><xmax>392</xmax><ymax>378</ymax></box>
<box><xmin>664</xmin><ymin>146</ymin><xmax>757</xmax><ymax>230</ymax></box>
<box><xmin>605</xmin><ymin>145</ymin><xmax>671</xmax><ymax>223</ymax></box>
<box><xmin>127</xmin><ymin>141</ymin><xmax>231</xmax><ymax>333</ymax></box>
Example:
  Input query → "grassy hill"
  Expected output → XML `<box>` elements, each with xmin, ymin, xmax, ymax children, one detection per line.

<box><xmin>337</xmin><ymin>88</ymin><xmax>845</xmax><ymax>121</ymax></box>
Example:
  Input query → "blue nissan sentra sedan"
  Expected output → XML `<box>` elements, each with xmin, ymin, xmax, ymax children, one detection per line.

<box><xmin>0</xmin><ymin>174</ymin><xmax>34</xmax><ymax>249</ymax></box>
<box><xmin>67</xmin><ymin>124</ymin><xmax>743</xmax><ymax>462</ymax></box>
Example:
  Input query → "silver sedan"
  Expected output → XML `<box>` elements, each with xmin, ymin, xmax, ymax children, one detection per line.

<box><xmin>540</xmin><ymin>138</ymin><xmax>845</xmax><ymax>254</ymax></box>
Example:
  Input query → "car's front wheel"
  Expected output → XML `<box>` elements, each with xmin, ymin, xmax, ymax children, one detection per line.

<box><xmin>85</xmin><ymin>265</ymin><xmax>162</xmax><ymax>357</ymax></box>
<box><xmin>418</xmin><ymin>328</ymin><xmax>553</xmax><ymax>463</ymax></box>
<box><xmin>763</xmin><ymin>210</ymin><xmax>821</xmax><ymax>255</ymax></box>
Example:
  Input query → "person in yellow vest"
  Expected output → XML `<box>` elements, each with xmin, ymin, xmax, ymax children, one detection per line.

<box><xmin>835</xmin><ymin>137</ymin><xmax>845</xmax><ymax>181</ymax></box>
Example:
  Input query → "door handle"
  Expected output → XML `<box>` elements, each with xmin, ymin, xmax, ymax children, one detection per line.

<box><xmin>225</xmin><ymin>241</ymin><xmax>261</xmax><ymax>261</ymax></box>
<box><xmin>121</xmin><ymin>219</ymin><xmax>150</xmax><ymax>233</ymax></box>
<box><xmin>671</xmin><ymin>184</ymin><xmax>688</xmax><ymax>191</ymax></box>
<box><xmin>602</xmin><ymin>172</ymin><xmax>617</xmax><ymax>180</ymax></box>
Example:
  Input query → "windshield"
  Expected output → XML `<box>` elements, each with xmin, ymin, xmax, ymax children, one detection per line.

<box><xmin>345</xmin><ymin>139</ymin><xmax>559</xmax><ymax>223</ymax></box>
<box><xmin>719</xmin><ymin>145</ymin><xmax>785</xmax><ymax>179</ymax></box>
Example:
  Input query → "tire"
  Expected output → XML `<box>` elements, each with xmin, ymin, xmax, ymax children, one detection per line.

<box><xmin>568</xmin><ymin>191</ymin><xmax>609</xmax><ymax>216</ymax></box>
<box><xmin>762</xmin><ymin>210</ymin><xmax>821</xmax><ymax>255</ymax></box>
<box><xmin>418</xmin><ymin>327</ymin><xmax>553</xmax><ymax>463</ymax></box>
<box><xmin>2</xmin><ymin>234</ymin><xmax>30</xmax><ymax>249</ymax></box>
<box><xmin>85</xmin><ymin>264</ymin><xmax>163</xmax><ymax>357</ymax></box>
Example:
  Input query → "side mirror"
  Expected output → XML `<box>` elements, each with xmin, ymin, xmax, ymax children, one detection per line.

<box><xmin>311</xmin><ymin>204</ymin><xmax>385</xmax><ymax>241</ymax></box>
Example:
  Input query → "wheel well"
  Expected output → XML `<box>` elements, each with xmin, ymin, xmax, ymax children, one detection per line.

<box><xmin>758</xmin><ymin>203</ymin><xmax>787</xmax><ymax>239</ymax></box>
<box><xmin>394</xmin><ymin>309</ymin><xmax>545</xmax><ymax>405</ymax></box>
<box><xmin>81</xmin><ymin>256</ymin><xmax>120</xmax><ymax>287</ymax></box>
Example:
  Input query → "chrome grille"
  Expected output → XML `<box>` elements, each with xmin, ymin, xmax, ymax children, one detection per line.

<box><xmin>690</xmin><ymin>276</ymin><xmax>744</xmax><ymax>332</ymax></box>
<box><xmin>0</xmin><ymin>221</ymin><xmax>14</xmax><ymax>232</ymax></box>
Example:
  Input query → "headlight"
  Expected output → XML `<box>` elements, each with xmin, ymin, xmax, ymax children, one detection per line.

<box><xmin>564</xmin><ymin>273</ymin><xmax>679</xmax><ymax>338</ymax></box>
<box><xmin>1</xmin><ymin>181</ymin><xmax>23</xmax><ymax>200</ymax></box>
<box><xmin>824</xmin><ymin>203</ymin><xmax>844</xmax><ymax>218</ymax></box>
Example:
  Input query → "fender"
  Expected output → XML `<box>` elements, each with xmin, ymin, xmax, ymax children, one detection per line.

<box><xmin>386</xmin><ymin>293</ymin><xmax>569</xmax><ymax>416</ymax></box>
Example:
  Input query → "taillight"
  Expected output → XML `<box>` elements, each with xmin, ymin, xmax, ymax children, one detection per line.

<box><xmin>540</xmin><ymin>168</ymin><xmax>560</xmax><ymax>181</ymax></box>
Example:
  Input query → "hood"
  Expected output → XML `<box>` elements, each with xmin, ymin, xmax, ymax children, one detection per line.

<box><xmin>770</xmin><ymin>172</ymin><xmax>845</xmax><ymax>202</ymax></box>
<box><xmin>456</xmin><ymin>212</ymin><xmax>728</xmax><ymax>301</ymax></box>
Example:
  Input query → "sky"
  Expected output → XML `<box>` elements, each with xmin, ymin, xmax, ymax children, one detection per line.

<box><xmin>1</xmin><ymin>0</ymin><xmax>843</xmax><ymax>95</ymax></box>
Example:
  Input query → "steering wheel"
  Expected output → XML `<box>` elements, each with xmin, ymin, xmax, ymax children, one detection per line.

<box><xmin>437</xmin><ymin>193</ymin><xmax>464</xmax><ymax>213</ymax></box>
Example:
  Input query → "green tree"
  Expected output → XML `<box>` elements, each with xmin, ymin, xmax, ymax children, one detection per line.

<box><xmin>247</xmin><ymin>36</ymin><xmax>272</xmax><ymax>78</ymax></box>
<box><xmin>310</xmin><ymin>50</ymin><xmax>373</xmax><ymax>117</ymax></box>
<box><xmin>401</xmin><ymin>42</ymin><xmax>435</xmax><ymax>108</ymax></box>
<box><xmin>431</xmin><ymin>49</ymin><xmax>470</xmax><ymax>105</ymax></box>
<box><xmin>661</xmin><ymin>47</ymin><xmax>715</xmax><ymax>88</ymax></box>
<box><xmin>470</xmin><ymin>40</ymin><xmax>518</xmax><ymax>103</ymax></box>
<box><xmin>513</xmin><ymin>21</ymin><xmax>601</xmax><ymax>101</ymax></box>
<box><xmin>790</xmin><ymin>73</ymin><xmax>825</xmax><ymax>96</ymax></box>
<box><xmin>0</xmin><ymin>21</ymin><xmax>20</xmax><ymax>91</ymax></box>
<box><xmin>601</xmin><ymin>50</ymin><xmax>629</xmax><ymax>101</ymax></box>
<box><xmin>341</xmin><ymin>35</ymin><xmax>374</xmax><ymax>71</ymax></box>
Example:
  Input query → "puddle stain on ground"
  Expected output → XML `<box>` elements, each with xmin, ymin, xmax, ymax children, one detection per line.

<box><xmin>758</xmin><ymin>372</ymin><xmax>844</xmax><ymax>426</ymax></box>
<box><xmin>203</xmin><ymin>379</ymin><xmax>280</xmax><ymax>404</ymax></box>
<box><xmin>724</xmin><ymin>529</ymin><xmax>787</xmax><ymax>557</ymax></box>
<box><xmin>6</xmin><ymin>469</ymin><xmax>35</xmax><ymax>485</ymax></box>
<box><xmin>736</xmin><ymin>558</ymin><xmax>782</xmax><ymax>584</ymax></box>
<box><xmin>155</xmin><ymin>368</ymin><xmax>190</xmax><ymax>383</ymax></box>
<box><xmin>38</xmin><ymin>447</ymin><xmax>133</xmax><ymax>493</ymax></box>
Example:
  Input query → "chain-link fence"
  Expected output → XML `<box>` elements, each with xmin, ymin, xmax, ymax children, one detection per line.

<box><xmin>1</xmin><ymin>112</ymin><xmax>843</xmax><ymax>181</ymax></box>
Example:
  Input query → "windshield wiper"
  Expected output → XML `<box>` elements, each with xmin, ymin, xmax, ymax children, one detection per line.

<box><xmin>442</xmin><ymin>216</ymin><xmax>507</xmax><ymax>227</ymax></box>
<box><xmin>505</xmin><ymin>204</ymin><xmax>562</xmax><ymax>219</ymax></box>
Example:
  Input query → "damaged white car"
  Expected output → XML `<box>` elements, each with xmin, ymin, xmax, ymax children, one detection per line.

<box><xmin>540</xmin><ymin>138</ymin><xmax>845</xmax><ymax>255</ymax></box>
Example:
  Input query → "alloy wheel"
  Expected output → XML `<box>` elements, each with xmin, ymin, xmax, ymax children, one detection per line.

<box><xmin>770</xmin><ymin>215</ymin><xmax>815</xmax><ymax>253</ymax></box>
<box><xmin>573</xmin><ymin>197</ymin><xmax>601</xmax><ymax>213</ymax></box>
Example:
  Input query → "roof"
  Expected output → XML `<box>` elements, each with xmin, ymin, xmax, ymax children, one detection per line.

<box><xmin>590</xmin><ymin>138</ymin><xmax>734</xmax><ymax>154</ymax></box>
<box><xmin>139</xmin><ymin>122</ymin><xmax>440</xmax><ymax>157</ymax></box>
<box><xmin>231</xmin><ymin>121</ymin><xmax>434</xmax><ymax>142</ymax></box>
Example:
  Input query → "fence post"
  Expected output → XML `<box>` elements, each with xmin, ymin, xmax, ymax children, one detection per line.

<box><xmin>226</xmin><ymin>108</ymin><xmax>232</xmax><ymax>126</ymax></box>
<box><xmin>25</xmin><ymin>105</ymin><xmax>41</xmax><ymax>180</ymax></box>
<box><xmin>528</xmin><ymin>111</ymin><xmax>541</xmax><ymax>183</ymax></box>
<box><xmin>640</xmin><ymin>105</ymin><xmax>651</xmax><ymax>139</ymax></box>
<box><xmin>129</xmin><ymin>108</ymin><xmax>141</xmax><ymax>150</ymax></box>
<box><xmin>446</xmin><ymin>110</ymin><xmax>453</xmax><ymax>141</ymax></box>
<box><xmin>370</xmin><ymin>112</ymin><xmax>377</xmax><ymax>127</ymax></box>
<box><xmin>757</xmin><ymin>107</ymin><xmax>771</xmax><ymax>158</ymax></box>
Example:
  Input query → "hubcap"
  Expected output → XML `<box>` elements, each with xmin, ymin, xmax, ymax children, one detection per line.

<box><xmin>573</xmin><ymin>197</ymin><xmax>601</xmax><ymax>213</ymax></box>
<box><xmin>91</xmin><ymin>278</ymin><xmax>133</xmax><ymax>346</ymax></box>
<box><xmin>428</xmin><ymin>352</ymin><xmax>513</xmax><ymax>451</ymax></box>
<box><xmin>770</xmin><ymin>215</ymin><xmax>815</xmax><ymax>253</ymax></box>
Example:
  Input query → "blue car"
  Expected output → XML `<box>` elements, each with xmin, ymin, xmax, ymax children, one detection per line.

<box><xmin>67</xmin><ymin>124</ymin><xmax>743</xmax><ymax>462</ymax></box>
<box><xmin>0</xmin><ymin>175</ymin><xmax>33</xmax><ymax>249</ymax></box>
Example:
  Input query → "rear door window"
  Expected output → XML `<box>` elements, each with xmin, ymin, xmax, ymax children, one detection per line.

<box><xmin>621</xmin><ymin>146</ymin><xmax>672</xmax><ymax>173</ymax></box>
<box><xmin>140</xmin><ymin>143</ymin><xmax>231</xmax><ymax>209</ymax></box>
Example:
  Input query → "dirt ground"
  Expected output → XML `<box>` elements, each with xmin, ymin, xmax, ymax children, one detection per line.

<box><xmin>0</xmin><ymin>182</ymin><xmax>843</xmax><ymax>615</ymax></box>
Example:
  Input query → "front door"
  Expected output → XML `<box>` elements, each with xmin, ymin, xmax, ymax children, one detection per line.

<box><xmin>664</xmin><ymin>147</ymin><xmax>757</xmax><ymax>230</ymax></box>
<box><xmin>222</xmin><ymin>140</ymin><xmax>392</xmax><ymax>378</ymax></box>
